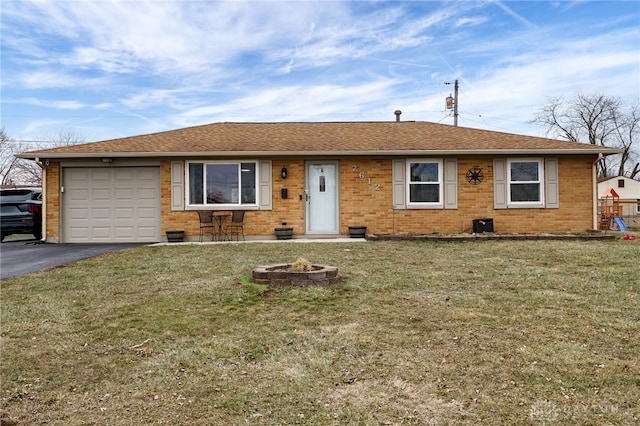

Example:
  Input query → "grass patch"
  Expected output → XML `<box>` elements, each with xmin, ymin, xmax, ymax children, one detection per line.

<box><xmin>1</xmin><ymin>240</ymin><xmax>639</xmax><ymax>424</ymax></box>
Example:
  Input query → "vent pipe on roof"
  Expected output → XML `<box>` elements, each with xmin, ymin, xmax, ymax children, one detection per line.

<box><xmin>394</xmin><ymin>110</ymin><xmax>402</xmax><ymax>122</ymax></box>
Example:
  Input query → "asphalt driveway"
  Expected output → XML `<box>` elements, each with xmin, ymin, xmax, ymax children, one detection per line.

<box><xmin>0</xmin><ymin>238</ymin><xmax>146</xmax><ymax>279</ymax></box>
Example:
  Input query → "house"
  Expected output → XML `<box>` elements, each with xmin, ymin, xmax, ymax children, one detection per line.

<box><xmin>19</xmin><ymin>120</ymin><xmax>621</xmax><ymax>243</ymax></box>
<box><xmin>597</xmin><ymin>176</ymin><xmax>640</xmax><ymax>227</ymax></box>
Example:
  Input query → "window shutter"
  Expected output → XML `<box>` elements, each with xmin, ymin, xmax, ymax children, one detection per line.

<box><xmin>259</xmin><ymin>160</ymin><xmax>272</xmax><ymax>210</ymax></box>
<box><xmin>545</xmin><ymin>158</ymin><xmax>559</xmax><ymax>208</ymax></box>
<box><xmin>392</xmin><ymin>159</ymin><xmax>406</xmax><ymax>209</ymax></box>
<box><xmin>171</xmin><ymin>161</ymin><xmax>184</xmax><ymax>211</ymax></box>
<box><xmin>493</xmin><ymin>158</ymin><xmax>507</xmax><ymax>209</ymax></box>
<box><xmin>444</xmin><ymin>158</ymin><xmax>458</xmax><ymax>209</ymax></box>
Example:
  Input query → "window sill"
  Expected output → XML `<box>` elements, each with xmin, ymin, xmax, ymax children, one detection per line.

<box><xmin>407</xmin><ymin>204</ymin><xmax>444</xmax><ymax>210</ymax></box>
<box><xmin>185</xmin><ymin>205</ymin><xmax>259</xmax><ymax>211</ymax></box>
<box><xmin>507</xmin><ymin>203</ymin><xmax>545</xmax><ymax>209</ymax></box>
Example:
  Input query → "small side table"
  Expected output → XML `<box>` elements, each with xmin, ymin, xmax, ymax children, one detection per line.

<box><xmin>213</xmin><ymin>214</ymin><xmax>230</xmax><ymax>241</ymax></box>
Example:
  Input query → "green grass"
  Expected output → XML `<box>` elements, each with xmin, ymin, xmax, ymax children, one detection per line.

<box><xmin>1</xmin><ymin>240</ymin><xmax>639</xmax><ymax>425</ymax></box>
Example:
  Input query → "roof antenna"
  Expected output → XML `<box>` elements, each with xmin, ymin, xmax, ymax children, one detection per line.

<box><xmin>394</xmin><ymin>110</ymin><xmax>402</xmax><ymax>122</ymax></box>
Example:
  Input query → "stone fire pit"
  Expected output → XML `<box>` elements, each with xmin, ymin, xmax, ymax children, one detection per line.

<box><xmin>251</xmin><ymin>263</ymin><xmax>339</xmax><ymax>286</ymax></box>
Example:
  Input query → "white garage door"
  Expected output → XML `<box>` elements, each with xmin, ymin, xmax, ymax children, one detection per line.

<box><xmin>63</xmin><ymin>167</ymin><xmax>161</xmax><ymax>243</ymax></box>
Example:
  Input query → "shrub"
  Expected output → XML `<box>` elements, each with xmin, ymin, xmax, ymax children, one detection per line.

<box><xmin>290</xmin><ymin>257</ymin><xmax>312</xmax><ymax>271</ymax></box>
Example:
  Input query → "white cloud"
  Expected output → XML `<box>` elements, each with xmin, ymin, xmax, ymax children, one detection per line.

<box><xmin>172</xmin><ymin>79</ymin><xmax>397</xmax><ymax>127</ymax></box>
<box><xmin>491</xmin><ymin>0</ymin><xmax>536</xmax><ymax>28</ymax></box>
<box><xmin>3</xmin><ymin>97</ymin><xmax>84</xmax><ymax>110</ymax></box>
<box><xmin>16</xmin><ymin>98</ymin><xmax>86</xmax><ymax>110</ymax></box>
<box><xmin>22</xmin><ymin>119</ymin><xmax>70</xmax><ymax>137</ymax></box>
<box><xmin>18</xmin><ymin>72</ymin><xmax>70</xmax><ymax>89</ymax></box>
<box><xmin>1</xmin><ymin>0</ymin><xmax>638</xmax><ymax>141</ymax></box>
<box><xmin>455</xmin><ymin>16</ymin><xmax>489</xmax><ymax>27</ymax></box>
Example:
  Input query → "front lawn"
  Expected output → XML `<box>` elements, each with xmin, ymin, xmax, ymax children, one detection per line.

<box><xmin>1</xmin><ymin>240</ymin><xmax>638</xmax><ymax>425</ymax></box>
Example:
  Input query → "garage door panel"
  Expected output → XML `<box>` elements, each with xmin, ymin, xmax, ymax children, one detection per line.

<box><xmin>114</xmin><ymin>227</ymin><xmax>134</xmax><ymax>237</ymax></box>
<box><xmin>93</xmin><ymin>227</ymin><xmax>113</xmax><ymax>238</ymax></box>
<box><xmin>114</xmin><ymin>207</ymin><xmax>134</xmax><ymax>219</ymax></box>
<box><xmin>138</xmin><ymin>207</ymin><xmax>157</xmax><ymax>219</ymax></box>
<box><xmin>137</xmin><ymin>227</ymin><xmax>157</xmax><ymax>238</ymax></box>
<box><xmin>93</xmin><ymin>169</ymin><xmax>111</xmax><ymax>179</ymax></box>
<box><xmin>63</xmin><ymin>167</ymin><xmax>161</xmax><ymax>243</ymax></box>
<box><xmin>70</xmin><ymin>207</ymin><xmax>89</xmax><ymax>220</ymax></box>
<box><xmin>68</xmin><ymin>169</ymin><xmax>89</xmax><ymax>180</ymax></box>
<box><xmin>92</xmin><ymin>219</ymin><xmax>116</xmax><ymax>229</ymax></box>
<box><xmin>70</xmin><ymin>189</ymin><xmax>89</xmax><ymax>201</ymax></box>
<box><xmin>92</xmin><ymin>207</ymin><xmax>112</xmax><ymax>219</ymax></box>
<box><xmin>138</xmin><ymin>168</ymin><xmax>155</xmax><ymax>176</ymax></box>
<box><xmin>115</xmin><ymin>169</ymin><xmax>135</xmax><ymax>180</ymax></box>
<box><xmin>115</xmin><ymin>188</ymin><xmax>134</xmax><ymax>200</ymax></box>
<box><xmin>93</xmin><ymin>189</ymin><xmax>112</xmax><ymax>201</ymax></box>
<box><xmin>69</xmin><ymin>227</ymin><xmax>90</xmax><ymax>240</ymax></box>
<box><xmin>137</xmin><ymin>188</ymin><xmax>156</xmax><ymax>199</ymax></box>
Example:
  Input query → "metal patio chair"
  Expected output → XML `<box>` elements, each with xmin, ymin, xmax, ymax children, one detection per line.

<box><xmin>197</xmin><ymin>211</ymin><xmax>216</xmax><ymax>242</ymax></box>
<box><xmin>226</xmin><ymin>210</ymin><xmax>246</xmax><ymax>241</ymax></box>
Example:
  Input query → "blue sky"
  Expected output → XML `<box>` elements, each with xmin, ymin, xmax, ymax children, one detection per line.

<box><xmin>1</xmin><ymin>0</ymin><xmax>639</xmax><ymax>144</ymax></box>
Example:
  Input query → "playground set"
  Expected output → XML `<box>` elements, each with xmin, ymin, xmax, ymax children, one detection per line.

<box><xmin>599</xmin><ymin>188</ymin><xmax>636</xmax><ymax>239</ymax></box>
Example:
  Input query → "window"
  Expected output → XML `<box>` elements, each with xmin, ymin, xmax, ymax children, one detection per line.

<box><xmin>494</xmin><ymin>158</ymin><xmax>556</xmax><ymax>209</ymax></box>
<box><xmin>407</xmin><ymin>159</ymin><xmax>443</xmax><ymax>207</ymax></box>
<box><xmin>636</xmin><ymin>200</ymin><xmax>640</xmax><ymax>214</ymax></box>
<box><xmin>187</xmin><ymin>161</ymin><xmax>257</xmax><ymax>207</ymax></box>
<box><xmin>618</xmin><ymin>179</ymin><xmax>625</xmax><ymax>188</ymax></box>
<box><xmin>508</xmin><ymin>159</ymin><xmax>544</xmax><ymax>206</ymax></box>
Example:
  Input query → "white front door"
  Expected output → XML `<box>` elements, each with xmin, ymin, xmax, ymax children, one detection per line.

<box><xmin>306</xmin><ymin>162</ymin><xmax>339</xmax><ymax>234</ymax></box>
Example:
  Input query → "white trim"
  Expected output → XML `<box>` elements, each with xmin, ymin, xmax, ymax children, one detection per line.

<box><xmin>23</xmin><ymin>147</ymin><xmax>622</xmax><ymax>160</ymax></box>
<box><xmin>406</xmin><ymin>159</ymin><xmax>444</xmax><ymax>209</ymax></box>
<box><xmin>185</xmin><ymin>160</ymin><xmax>260</xmax><ymax>210</ymax></box>
<box><xmin>507</xmin><ymin>158</ymin><xmax>545</xmax><ymax>208</ymax></box>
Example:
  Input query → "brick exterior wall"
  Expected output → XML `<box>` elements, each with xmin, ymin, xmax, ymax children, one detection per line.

<box><xmin>160</xmin><ymin>161</ymin><xmax>309</xmax><ymax>238</ymax></box>
<box><xmin>44</xmin><ymin>156</ymin><xmax>597</xmax><ymax>242</ymax></box>
<box><xmin>44</xmin><ymin>162</ymin><xmax>60</xmax><ymax>242</ymax></box>
<box><xmin>339</xmin><ymin>156</ymin><xmax>594</xmax><ymax>234</ymax></box>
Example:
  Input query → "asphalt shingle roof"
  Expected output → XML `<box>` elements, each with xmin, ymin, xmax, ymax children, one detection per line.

<box><xmin>21</xmin><ymin>121</ymin><xmax>620</xmax><ymax>158</ymax></box>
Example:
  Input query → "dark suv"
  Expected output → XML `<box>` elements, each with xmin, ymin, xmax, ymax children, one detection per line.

<box><xmin>0</xmin><ymin>188</ymin><xmax>43</xmax><ymax>241</ymax></box>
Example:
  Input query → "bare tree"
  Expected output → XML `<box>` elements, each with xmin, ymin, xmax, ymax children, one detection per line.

<box><xmin>532</xmin><ymin>94</ymin><xmax>640</xmax><ymax>179</ymax></box>
<box><xmin>611</xmin><ymin>101</ymin><xmax>640</xmax><ymax>178</ymax></box>
<box><xmin>0</xmin><ymin>127</ymin><xmax>23</xmax><ymax>186</ymax></box>
<box><xmin>0</xmin><ymin>128</ymin><xmax>85</xmax><ymax>186</ymax></box>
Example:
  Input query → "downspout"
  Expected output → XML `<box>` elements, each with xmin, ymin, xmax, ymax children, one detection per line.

<box><xmin>592</xmin><ymin>153</ymin><xmax>603</xmax><ymax>230</ymax></box>
<box><xmin>35</xmin><ymin>157</ymin><xmax>46</xmax><ymax>242</ymax></box>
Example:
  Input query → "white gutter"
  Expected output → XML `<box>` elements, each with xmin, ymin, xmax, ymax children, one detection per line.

<box><xmin>35</xmin><ymin>157</ymin><xmax>46</xmax><ymax>242</ymax></box>
<box><xmin>593</xmin><ymin>153</ymin><xmax>604</xmax><ymax>230</ymax></box>
<box><xmin>19</xmin><ymin>147</ymin><xmax>623</xmax><ymax>159</ymax></box>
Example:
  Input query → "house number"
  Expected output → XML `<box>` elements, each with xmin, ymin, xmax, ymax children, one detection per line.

<box><xmin>354</xmin><ymin>166</ymin><xmax>379</xmax><ymax>190</ymax></box>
